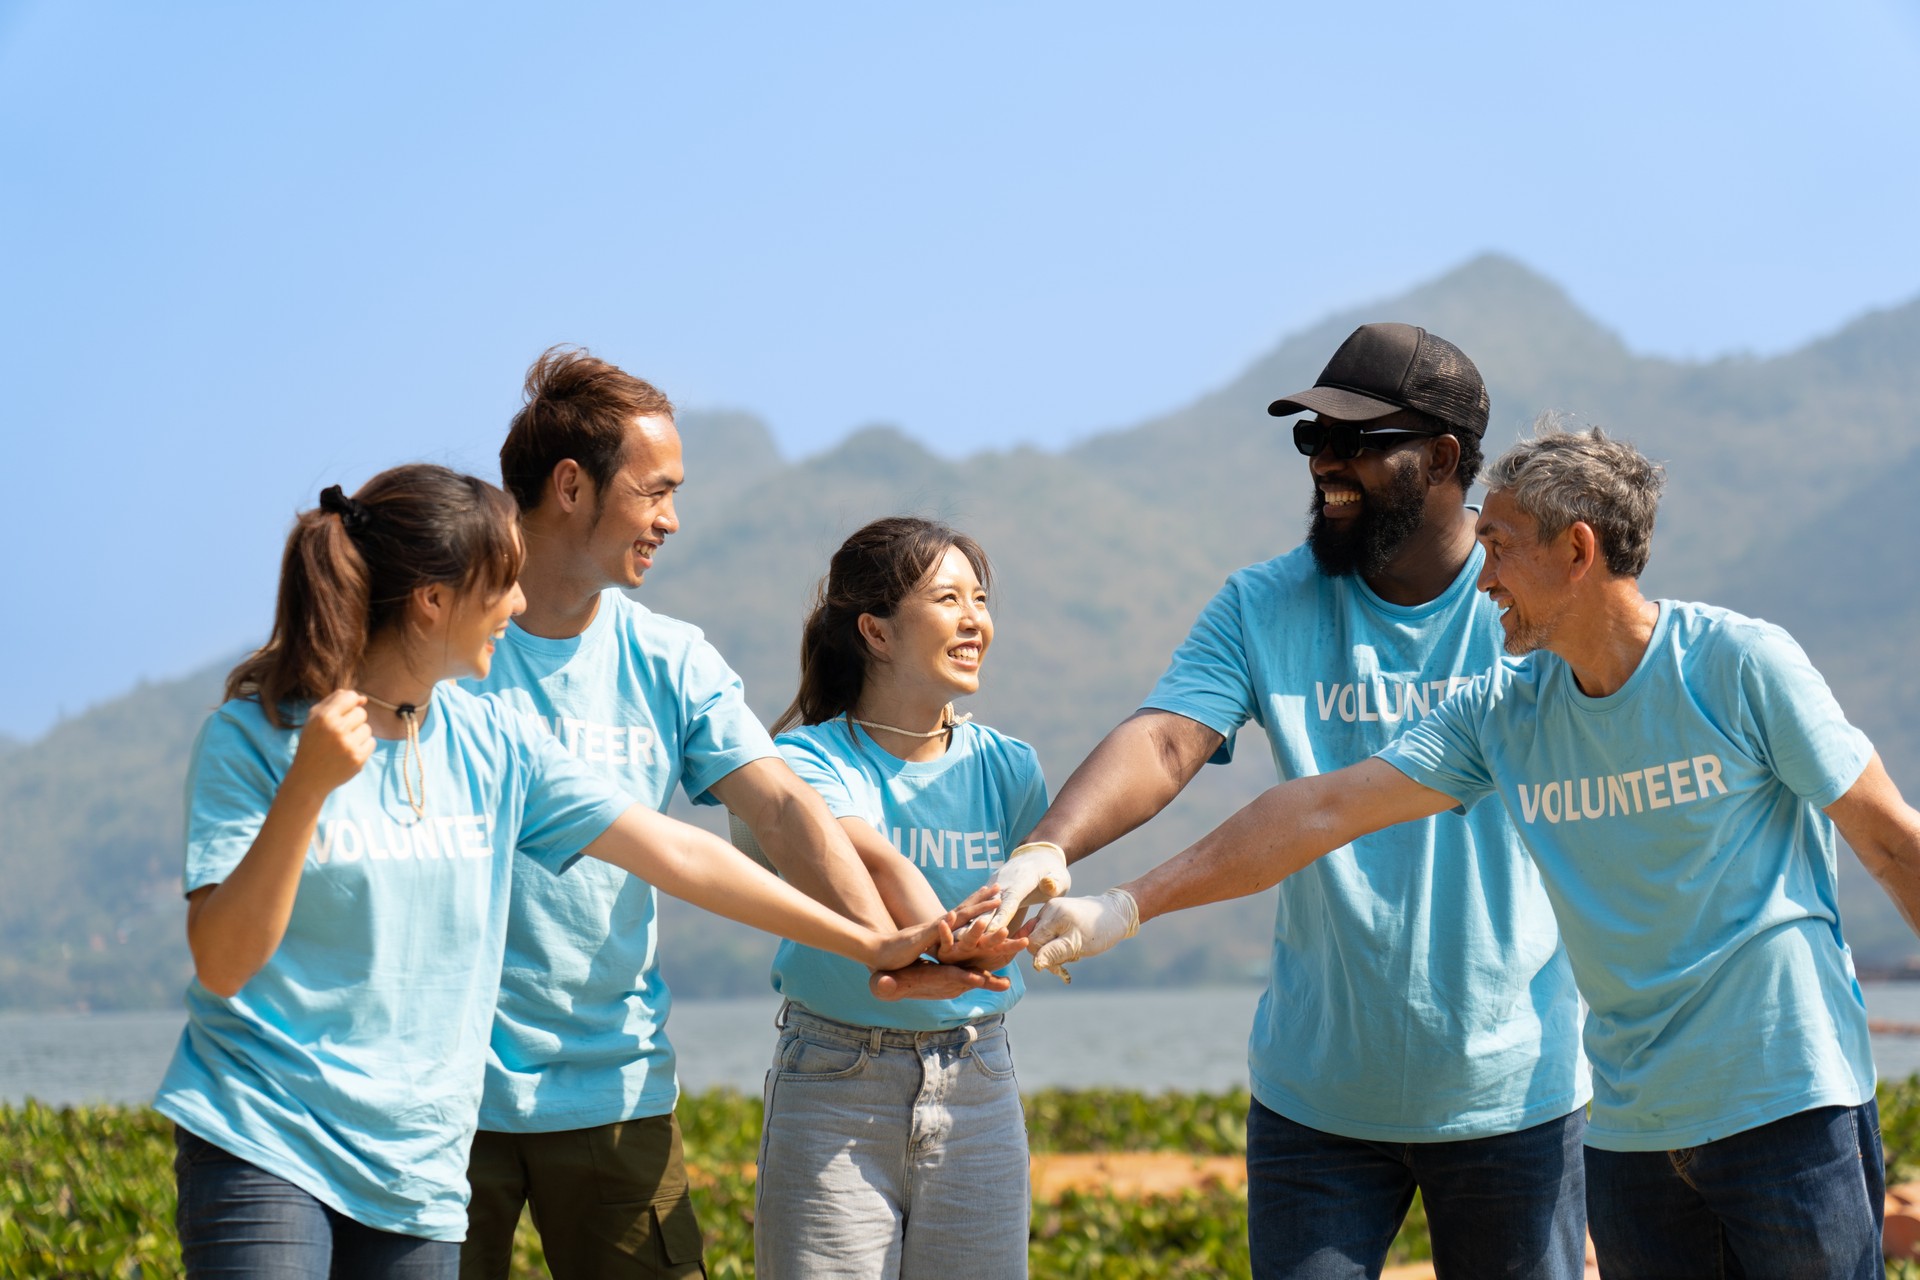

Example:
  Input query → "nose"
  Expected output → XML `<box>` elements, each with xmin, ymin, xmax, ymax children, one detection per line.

<box><xmin>1475</xmin><ymin>556</ymin><xmax>1497</xmax><ymax>595</ymax></box>
<box><xmin>656</xmin><ymin>492</ymin><xmax>680</xmax><ymax>535</ymax></box>
<box><xmin>508</xmin><ymin>582</ymin><xmax>528</xmax><ymax>616</ymax></box>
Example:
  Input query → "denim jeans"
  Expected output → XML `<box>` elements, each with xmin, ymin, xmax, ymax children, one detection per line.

<box><xmin>1584</xmin><ymin>1101</ymin><xmax>1884</xmax><ymax>1279</ymax></box>
<box><xmin>1246</xmin><ymin>1097</ymin><xmax>1588</xmax><ymax>1280</ymax></box>
<box><xmin>754</xmin><ymin>1004</ymin><xmax>1030</xmax><ymax>1280</ymax></box>
<box><xmin>174</xmin><ymin>1127</ymin><xmax>458</xmax><ymax>1279</ymax></box>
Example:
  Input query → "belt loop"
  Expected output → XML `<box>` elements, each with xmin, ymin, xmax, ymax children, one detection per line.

<box><xmin>774</xmin><ymin>1000</ymin><xmax>790</xmax><ymax>1031</ymax></box>
<box><xmin>961</xmin><ymin>1023</ymin><xmax>979</xmax><ymax>1057</ymax></box>
<box><xmin>869</xmin><ymin>1026</ymin><xmax>884</xmax><ymax>1052</ymax></box>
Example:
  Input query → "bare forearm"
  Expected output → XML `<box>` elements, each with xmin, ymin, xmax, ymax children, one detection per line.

<box><xmin>186</xmin><ymin>780</ymin><xmax>329</xmax><ymax>997</ymax></box>
<box><xmin>589</xmin><ymin>806</ymin><xmax>886</xmax><ymax>963</ymax></box>
<box><xmin>862</xmin><ymin>845</ymin><xmax>947</xmax><ymax>927</ymax></box>
<box><xmin>716</xmin><ymin>761</ymin><xmax>895</xmax><ymax>930</ymax></box>
<box><xmin>1833</xmin><ymin>756</ymin><xmax>1920</xmax><ymax>938</ymax></box>
<box><xmin>1030</xmin><ymin>712</ymin><xmax>1217</xmax><ymax>863</ymax></box>
<box><xmin>1122</xmin><ymin>761</ymin><xmax>1454</xmax><ymax>924</ymax></box>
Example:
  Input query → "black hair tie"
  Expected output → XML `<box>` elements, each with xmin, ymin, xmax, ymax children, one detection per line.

<box><xmin>318</xmin><ymin>484</ymin><xmax>372</xmax><ymax>534</ymax></box>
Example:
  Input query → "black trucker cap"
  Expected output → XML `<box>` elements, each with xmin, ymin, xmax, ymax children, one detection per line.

<box><xmin>1266</xmin><ymin>322</ymin><xmax>1489</xmax><ymax>438</ymax></box>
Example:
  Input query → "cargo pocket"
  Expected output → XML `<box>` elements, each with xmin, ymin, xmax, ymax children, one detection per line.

<box><xmin>651</xmin><ymin>1192</ymin><xmax>707</xmax><ymax>1274</ymax></box>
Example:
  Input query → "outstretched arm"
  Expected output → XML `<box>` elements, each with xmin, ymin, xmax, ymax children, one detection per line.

<box><xmin>1829</xmin><ymin>753</ymin><xmax>1920</xmax><ymax>937</ymax></box>
<box><xmin>583</xmin><ymin>803</ymin><xmax>959</xmax><ymax>972</ymax></box>
<box><xmin>1028</xmin><ymin>759</ymin><xmax>1456</xmax><ymax>970</ymax></box>
<box><xmin>982</xmin><ymin>711</ymin><xmax>1221</xmax><ymax>930</ymax></box>
<box><xmin>711</xmin><ymin>758</ymin><xmax>895</xmax><ymax>931</ymax></box>
<box><xmin>1030</xmin><ymin>710</ymin><xmax>1223</xmax><ymax>862</ymax></box>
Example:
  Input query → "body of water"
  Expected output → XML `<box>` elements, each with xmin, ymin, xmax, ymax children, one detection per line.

<box><xmin>9</xmin><ymin>982</ymin><xmax>1920</xmax><ymax>1108</ymax></box>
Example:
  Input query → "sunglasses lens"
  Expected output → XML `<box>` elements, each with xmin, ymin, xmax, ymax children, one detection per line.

<box><xmin>1292</xmin><ymin>423</ymin><xmax>1321</xmax><ymax>456</ymax></box>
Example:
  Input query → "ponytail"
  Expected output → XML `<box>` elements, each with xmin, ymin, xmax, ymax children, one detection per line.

<box><xmin>226</xmin><ymin>465</ymin><xmax>523</xmax><ymax>726</ymax></box>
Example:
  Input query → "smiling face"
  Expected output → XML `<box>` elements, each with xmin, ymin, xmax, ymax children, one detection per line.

<box><xmin>863</xmin><ymin>545</ymin><xmax>993</xmax><ymax>701</ymax></box>
<box><xmin>1475</xmin><ymin>488</ymin><xmax>1573</xmax><ymax>656</ymax></box>
<box><xmin>584</xmin><ymin>414</ymin><xmax>684</xmax><ymax>590</ymax></box>
<box><xmin>1304</xmin><ymin>410</ymin><xmax>1435</xmax><ymax>578</ymax></box>
<box><xmin>445</xmin><ymin>575</ymin><xmax>527</xmax><ymax>681</ymax></box>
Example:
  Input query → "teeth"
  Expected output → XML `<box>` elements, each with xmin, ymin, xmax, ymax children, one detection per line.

<box><xmin>1323</xmin><ymin>489</ymin><xmax>1360</xmax><ymax>507</ymax></box>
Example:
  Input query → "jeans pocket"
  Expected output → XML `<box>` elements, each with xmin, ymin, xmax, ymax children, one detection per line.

<box><xmin>968</xmin><ymin>1032</ymin><xmax>1017</xmax><ymax>1082</ymax></box>
<box><xmin>778</xmin><ymin>1032</ymin><xmax>869</xmax><ymax>1081</ymax></box>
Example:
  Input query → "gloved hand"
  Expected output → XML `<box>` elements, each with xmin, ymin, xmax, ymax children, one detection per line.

<box><xmin>1028</xmin><ymin>888</ymin><xmax>1140</xmax><ymax>978</ymax></box>
<box><xmin>979</xmin><ymin>841</ymin><xmax>1070</xmax><ymax>933</ymax></box>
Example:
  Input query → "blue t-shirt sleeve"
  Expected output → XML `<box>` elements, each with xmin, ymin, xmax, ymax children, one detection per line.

<box><xmin>676</xmin><ymin>637</ymin><xmax>780</xmax><ymax>806</ymax></box>
<box><xmin>508</xmin><ymin>715</ymin><xmax>636</xmax><ymax>874</ymax></box>
<box><xmin>776</xmin><ymin>734</ymin><xmax>864</xmax><ymax>822</ymax></box>
<box><xmin>1737</xmin><ymin>626</ymin><xmax>1874</xmax><ymax>808</ymax></box>
<box><xmin>1374</xmin><ymin>674</ymin><xmax>1499</xmax><ymax>813</ymax></box>
<box><xmin>1142</xmin><ymin>578</ymin><xmax>1257</xmax><ymax>765</ymax></box>
<box><xmin>1005</xmin><ymin>745</ymin><xmax>1050</xmax><ymax>845</ymax></box>
<box><xmin>182</xmin><ymin>706</ymin><xmax>283</xmax><ymax>893</ymax></box>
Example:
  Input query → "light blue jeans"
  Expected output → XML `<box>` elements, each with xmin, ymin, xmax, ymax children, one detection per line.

<box><xmin>754</xmin><ymin>1003</ymin><xmax>1030</xmax><ymax>1280</ymax></box>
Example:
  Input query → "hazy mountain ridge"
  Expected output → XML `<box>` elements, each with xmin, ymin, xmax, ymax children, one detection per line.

<box><xmin>6</xmin><ymin>252</ymin><xmax>1919</xmax><ymax>1011</ymax></box>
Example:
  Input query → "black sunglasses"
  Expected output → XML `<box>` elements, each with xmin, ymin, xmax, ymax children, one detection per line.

<box><xmin>1293</xmin><ymin>420</ymin><xmax>1444</xmax><ymax>460</ymax></box>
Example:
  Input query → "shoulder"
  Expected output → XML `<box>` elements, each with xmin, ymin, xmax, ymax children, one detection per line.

<box><xmin>604</xmin><ymin>592</ymin><xmax>710</xmax><ymax>650</ymax></box>
<box><xmin>776</xmin><ymin>719</ymin><xmax>858</xmax><ymax>765</ymax></box>
<box><xmin>196</xmin><ymin>696</ymin><xmax>291</xmax><ymax>756</ymax></box>
<box><xmin>1664</xmin><ymin>600</ymin><xmax>1804</xmax><ymax>670</ymax></box>
<box><xmin>953</xmin><ymin>720</ymin><xmax>1043</xmax><ymax>779</ymax></box>
<box><xmin>1222</xmin><ymin>547</ymin><xmax>1318</xmax><ymax>603</ymax></box>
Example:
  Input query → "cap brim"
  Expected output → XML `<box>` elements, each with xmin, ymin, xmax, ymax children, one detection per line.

<box><xmin>1266</xmin><ymin>386</ymin><xmax>1403</xmax><ymax>420</ymax></box>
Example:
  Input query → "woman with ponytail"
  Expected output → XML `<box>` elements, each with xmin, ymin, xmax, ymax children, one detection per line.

<box><xmin>156</xmin><ymin>467</ymin><xmax>955</xmax><ymax>1278</ymax></box>
<box><xmin>755</xmin><ymin>516</ymin><xmax>1047</xmax><ymax>1279</ymax></box>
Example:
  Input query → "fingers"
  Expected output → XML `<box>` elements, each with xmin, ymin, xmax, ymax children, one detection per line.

<box><xmin>947</xmin><ymin>892</ymin><xmax>1002</xmax><ymax>929</ymax></box>
<box><xmin>868</xmin><ymin>963</ymin><xmax>1011</xmax><ymax>1002</ymax></box>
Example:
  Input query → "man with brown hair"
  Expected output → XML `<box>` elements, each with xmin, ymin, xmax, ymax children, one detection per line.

<box><xmin>459</xmin><ymin>347</ymin><xmax>990</xmax><ymax>1278</ymax></box>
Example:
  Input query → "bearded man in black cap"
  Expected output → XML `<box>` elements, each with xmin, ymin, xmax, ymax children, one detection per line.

<box><xmin>984</xmin><ymin>324</ymin><xmax>1589</xmax><ymax>1278</ymax></box>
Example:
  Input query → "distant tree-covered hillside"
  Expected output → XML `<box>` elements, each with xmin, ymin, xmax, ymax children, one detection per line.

<box><xmin>5</xmin><ymin>253</ymin><xmax>1918</xmax><ymax>1012</ymax></box>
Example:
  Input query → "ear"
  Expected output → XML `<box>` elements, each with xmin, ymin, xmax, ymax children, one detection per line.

<box><xmin>856</xmin><ymin>612</ymin><xmax>892</xmax><ymax>663</ymax></box>
<box><xmin>1426</xmin><ymin>433</ymin><xmax>1462</xmax><ymax>488</ymax></box>
<box><xmin>411</xmin><ymin>582</ymin><xmax>451</xmax><ymax>629</ymax></box>
<box><xmin>1564</xmin><ymin>521</ymin><xmax>1600</xmax><ymax>584</ymax></box>
<box><xmin>550</xmin><ymin>459</ymin><xmax>589</xmax><ymax>514</ymax></box>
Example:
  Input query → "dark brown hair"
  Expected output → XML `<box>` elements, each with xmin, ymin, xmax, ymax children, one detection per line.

<box><xmin>499</xmin><ymin>345</ymin><xmax>675</xmax><ymax>512</ymax></box>
<box><xmin>772</xmin><ymin>516</ymin><xmax>992</xmax><ymax>734</ymax></box>
<box><xmin>226</xmin><ymin>464</ymin><xmax>524</xmax><ymax>725</ymax></box>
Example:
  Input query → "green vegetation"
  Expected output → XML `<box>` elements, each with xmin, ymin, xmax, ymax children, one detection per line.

<box><xmin>11</xmin><ymin>1083</ymin><xmax>1920</xmax><ymax>1278</ymax></box>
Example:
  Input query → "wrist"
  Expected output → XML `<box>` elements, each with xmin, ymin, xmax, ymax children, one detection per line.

<box><xmin>1103</xmin><ymin>886</ymin><xmax>1141</xmax><ymax>939</ymax></box>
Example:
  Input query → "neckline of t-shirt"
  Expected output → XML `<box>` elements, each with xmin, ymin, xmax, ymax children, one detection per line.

<box><xmin>841</xmin><ymin>716</ymin><xmax>973</xmax><ymax>778</ymax></box>
<box><xmin>1351</xmin><ymin>538</ymin><xmax>1486</xmax><ymax>622</ymax></box>
<box><xmin>502</xmin><ymin>589</ymin><xmax>624</xmax><ymax>657</ymax></box>
<box><xmin>366</xmin><ymin>685</ymin><xmax>451</xmax><ymax>749</ymax></box>
<box><xmin>1560</xmin><ymin>599</ymin><xmax>1673</xmax><ymax>715</ymax></box>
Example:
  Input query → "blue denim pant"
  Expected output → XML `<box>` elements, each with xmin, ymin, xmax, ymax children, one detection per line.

<box><xmin>1584</xmin><ymin>1101</ymin><xmax>1885</xmax><ymax>1280</ymax></box>
<box><xmin>174</xmin><ymin>1127</ymin><xmax>458</xmax><ymax>1280</ymax></box>
<box><xmin>754</xmin><ymin>1004</ymin><xmax>1030</xmax><ymax>1280</ymax></box>
<box><xmin>1246</xmin><ymin>1097</ymin><xmax>1588</xmax><ymax>1280</ymax></box>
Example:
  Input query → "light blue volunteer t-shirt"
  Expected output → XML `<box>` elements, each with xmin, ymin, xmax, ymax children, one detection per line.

<box><xmin>1379</xmin><ymin>600</ymin><xmax>1877</xmax><ymax>1151</ymax></box>
<box><xmin>771</xmin><ymin>717</ymin><xmax>1047</xmax><ymax>1031</ymax></box>
<box><xmin>463</xmin><ymin>590</ymin><xmax>779</xmax><ymax>1130</ymax></box>
<box><xmin>1144</xmin><ymin>542</ymin><xmax>1589</xmax><ymax>1141</ymax></box>
<box><xmin>155</xmin><ymin>686</ymin><xmax>631</xmax><ymax>1240</ymax></box>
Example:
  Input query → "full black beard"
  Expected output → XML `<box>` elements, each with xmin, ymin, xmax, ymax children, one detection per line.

<box><xmin>1306</xmin><ymin>460</ymin><xmax>1428</xmax><ymax>578</ymax></box>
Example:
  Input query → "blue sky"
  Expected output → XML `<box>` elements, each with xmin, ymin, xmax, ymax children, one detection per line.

<box><xmin>3</xmin><ymin>1</ymin><xmax>1918</xmax><ymax>739</ymax></box>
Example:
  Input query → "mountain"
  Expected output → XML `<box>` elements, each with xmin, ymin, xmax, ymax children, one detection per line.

<box><xmin>4</xmin><ymin>253</ymin><xmax>1918</xmax><ymax>1011</ymax></box>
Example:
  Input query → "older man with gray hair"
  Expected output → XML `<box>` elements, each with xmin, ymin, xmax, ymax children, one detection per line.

<box><xmin>1030</xmin><ymin>423</ymin><xmax>1920</xmax><ymax>1278</ymax></box>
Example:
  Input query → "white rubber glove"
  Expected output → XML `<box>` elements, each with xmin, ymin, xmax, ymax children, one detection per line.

<box><xmin>980</xmin><ymin>841</ymin><xmax>1071</xmax><ymax>933</ymax></box>
<box><xmin>1028</xmin><ymin>888</ymin><xmax>1140</xmax><ymax>979</ymax></box>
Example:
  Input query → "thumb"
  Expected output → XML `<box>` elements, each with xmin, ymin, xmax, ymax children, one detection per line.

<box><xmin>1032</xmin><ymin>935</ymin><xmax>1081</xmax><ymax>971</ymax></box>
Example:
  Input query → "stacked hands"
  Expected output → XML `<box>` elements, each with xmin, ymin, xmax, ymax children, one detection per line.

<box><xmin>869</xmin><ymin>841</ymin><xmax>1140</xmax><ymax>996</ymax></box>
